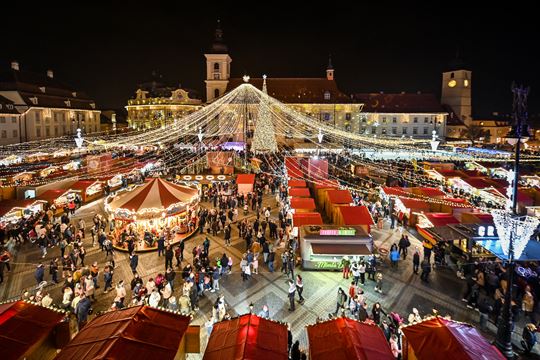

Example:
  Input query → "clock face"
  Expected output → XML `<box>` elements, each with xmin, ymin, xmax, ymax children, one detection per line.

<box><xmin>448</xmin><ymin>80</ymin><xmax>457</xmax><ymax>88</ymax></box>
<box><xmin>464</xmin><ymin>79</ymin><xmax>469</xmax><ymax>87</ymax></box>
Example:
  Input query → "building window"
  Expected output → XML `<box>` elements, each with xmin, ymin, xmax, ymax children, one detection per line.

<box><xmin>392</xmin><ymin>127</ymin><xmax>397</xmax><ymax>135</ymax></box>
<box><xmin>424</xmin><ymin>117</ymin><xmax>429</xmax><ymax>123</ymax></box>
<box><xmin>35</xmin><ymin>112</ymin><xmax>40</xmax><ymax>122</ymax></box>
<box><xmin>12</xmin><ymin>117</ymin><xmax>16</xmax><ymax>123</ymax></box>
<box><xmin>360</xmin><ymin>127</ymin><xmax>366</xmax><ymax>134</ymax></box>
<box><xmin>361</xmin><ymin>117</ymin><xmax>367</xmax><ymax>123</ymax></box>
<box><xmin>12</xmin><ymin>130</ymin><xmax>18</xmax><ymax>138</ymax></box>
<box><xmin>402</xmin><ymin>128</ymin><xmax>408</xmax><ymax>134</ymax></box>
<box><xmin>54</xmin><ymin>127</ymin><xmax>58</xmax><ymax>136</ymax></box>
<box><xmin>392</xmin><ymin>117</ymin><xmax>397</xmax><ymax>123</ymax></box>
<box><xmin>345</xmin><ymin>124</ymin><xmax>351</xmax><ymax>132</ymax></box>
<box><xmin>371</xmin><ymin>126</ymin><xmax>377</xmax><ymax>134</ymax></box>
<box><xmin>45</xmin><ymin>127</ymin><xmax>50</xmax><ymax>137</ymax></box>
<box><xmin>345</xmin><ymin>113</ymin><xmax>351</xmax><ymax>121</ymax></box>
<box><xmin>36</xmin><ymin>128</ymin><xmax>41</xmax><ymax>137</ymax></box>
<box><xmin>413</xmin><ymin>127</ymin><xmax>418</xmax><ymax>135</ymax></box>
<box><xmin>324</xmin><ymin>91</ymin><xmax>331</xmax><ymax>100</ymax></box>
<box><xmin>323</xmin><ymin>113</ymin><xmax>331</xmax><ymax>121</ymax></box>
<box><xmin>0</xmin><ymin>118</ymin><xmax>5</xmax><ymax>124</ymax></box>
<box><xmin>413</xmin><ymin>117</ymin><xmax>418</xmax><ymax>123</ymax></box>
<box><xmin>382</xmin><ymin>128</ymin><xmax>387</xmax><ymax>134</ymax></box>
<box><xmin>423</xmin><ymin>127</ymin><xmax>428</xmax><ymax>135</ymax></box>
<box><xmin>214</xmin><ymin>63</ymin><xmax>220</xmax><ymax>71</ymax></box>
<box><xmin>1</xmin><ymin>130</ymin><xmax>6</xmax><ymax>138</ymax></box>
<box><xmin>382</xmin><ymin>117</ymin><xmax>387</xmax><ymax>123</ymax></box>
<box><xmin>214</xmin><ymin>89</ymin><xmax>220</xmax><ymax>98</ymax></box>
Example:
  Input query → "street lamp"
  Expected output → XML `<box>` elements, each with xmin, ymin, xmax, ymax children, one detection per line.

<box><xmin>493</xmin><ymin>84</ymin><xmax>539</xmax><ymax>359</ymax></box>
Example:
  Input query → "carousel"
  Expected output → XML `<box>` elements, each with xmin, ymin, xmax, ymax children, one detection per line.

<box><xmin>106</xmin><ymin>177</ymin><xmax>199</xmax><ymax>252</ymax></box>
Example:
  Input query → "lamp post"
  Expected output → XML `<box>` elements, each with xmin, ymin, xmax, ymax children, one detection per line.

<box><xmin>494</xmin><ymin>84</ymin><xmax>535</xmax><ymax>359</ymax></box>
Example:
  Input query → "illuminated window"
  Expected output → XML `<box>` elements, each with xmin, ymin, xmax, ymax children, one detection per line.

<box><xmin>345</xmin><ymin>113</ymin><xmax>351</xmax><ymax>120</ymax></box>
<box><xmin>324</xmin><ymin>91</ymin><xmax>331</xmax><ymax>100</ymax></box>
<box><xmin>448</xmin><ymin>80</ymin><xmax>457</xmax><ymax>87</ymax></box>
<box><xmin>464</xmin><ymin>79</ymin><xmax>469</xmax><ymax>87</ymax></box>
<box><xmin>413</xmin><ymin>127</ymin><xmax>418</xmax><ymax>135</ymax></box>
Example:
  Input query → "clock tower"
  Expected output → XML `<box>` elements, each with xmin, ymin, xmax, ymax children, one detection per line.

<box><xmin>441</xmin><ymin>69</ymin><xmax>472</xmax><ymax>125</ymax></box>
<box><xmin>205</xmin><ymin>20</ymin><xmax>232</xmax><ymax>102</ymax></box>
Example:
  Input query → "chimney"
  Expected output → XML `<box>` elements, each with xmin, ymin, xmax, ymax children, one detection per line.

<box><xmin>11</xmin><ymin>61</ymin><xmax>19</xmax><ymax>71</ymax></box>
<box><xmin>47</xmin><ymin>70</ymin><xmax>54</xmax><ymax>79</ymax></box>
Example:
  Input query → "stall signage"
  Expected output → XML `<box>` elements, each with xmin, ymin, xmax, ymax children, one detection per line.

<box><xmin>320</xmin><ymin>229</ymin><xmax>356</xmax><ymax>236</ymax></box>
<box><xmin>315</xmin><ymin>261</ymin><xmax>342</xmax><ymax>270</ymax></box>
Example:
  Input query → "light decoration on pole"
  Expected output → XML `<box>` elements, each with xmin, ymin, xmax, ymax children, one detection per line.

<box><xmin>430</xmin><ymin>130</ymin><xmax>440</xmax><ymax>151</ymax></box>
<box><xmin>317</xmin><ymin>128</ymin><xmax>324</xmax><ymax>143</ymax></box>
<box><xmin>197</xmin><ymin>127</ymin><xmax>204</xmax><ymax>142</ymax></box>
<box><xmin>251</xmin><ymin>75</ymin><xmax>278</xmax><ymax>153</ymax></box>
<box><xmin>74</xmin><ymin>128</ymin><xmax>84</xmax><ymax>149</ymax></box>
<box><xmin>492</xmin><ymin>210</ymin><xmax>539</xmax><ymax>259</ymax></box>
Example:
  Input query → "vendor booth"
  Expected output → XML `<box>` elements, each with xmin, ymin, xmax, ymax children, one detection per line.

<box><xmin>324</xmin><ymin>189</ymin><xmax>353</xmax><ymax>220</ymax></box>
<box><xmin>288</xmin><ymin>187</ymin><xmax>311</xmax><ymax>197</ymax></box>
<box><xmin>11</xmin><ymin>171</ymin><xmax>35</xmax><ymax>184</ymax></box>
<box><xmin>68</xmin><ymin>180</ymin><xmax>104</xmax><ymax>203</ymax></box>
<box><xmin>394</xmin><ymin>197</ymin><xmax>431</xmax><ymax>226</ymax></box>
<box><xmin>300</xmin><ymin>225</ymin><xmax>373</xmax><ymax>270</ymax></box>
<box><xmin>313</xmin><ymin>181</ymin><xmax>340</xmax><ymax>210</ymax></box>
<box><xmin>56</xmin><ymin>305</ymin><xmax>198</xmax><ymax>360</ymax></box>
<box><xmin>203</xmin><ymin>314</ymin><xmax>288</xmax><ymax>360</ymax></box>
<box><xmin>288</xmin><ymin>179</ymin><xmax>307</xmax><ymax>188</ymax></box>
<box><xmin>106</xmin><ymin>177</ymin><xmax>199</xmax><ymax>251</ymax></box>
<box><xmin>307</xmin><ymin>317</ymin><xmax>393</xmax><ymax>360</ymax></box>
<box><xmin>285</xmin><ymin>156</ymin><xmax>304</xmax><ymax>179</ymax></box>
<box><xmin>292</xmin><ymin>212</ymin><xmax>323</xmax><ymax>227</ymax></box>
<box><xmin>334</xmin><ymin>205</ymin><xmax>375</xmax><ymax>234</ymax></box>
<box><xmin>290</xmin><ymin>197</ymin><xmax>317</xmax><ymax>213</ymax></box>
<box><xmin>236</xmin><ymin>174</ymin><xmax>256</xmax><ymax>195</ymax></box>
<box><xmin>0</xmin><ymin>301</ymin><xmax>70</xmax><ymax>360</ymax></box>
<box><xmin>102</xmin><ymin>174</ymin><xmax>123</xmax><ymax>191</ymax></box>
<box><xmin>0</xmin><ymin>199</ymin><xmax>47</xmax><ymax>225</ymax></box>
<box><xmin>401</xmin><ymin>316</ymin><xmax>504</xmax><ymax>360</ymax></box>
<box><xmin>38</xmin><ymin>189</ymin><xmax>72</xmax><ymax>212</ymax></box>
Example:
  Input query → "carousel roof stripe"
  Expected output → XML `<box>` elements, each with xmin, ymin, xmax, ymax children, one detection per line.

<box><xmin>109</xmin><ymin>178</ymin><xmax>197</xmax><ymax>213</ymax></box>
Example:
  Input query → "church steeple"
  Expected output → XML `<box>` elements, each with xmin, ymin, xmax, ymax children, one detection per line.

<box><xmin>209</xmin><ymin>19</ymin><xmax>228</xmax><ymax>54</ymax></box>
<box><xmin>326</xmin><ymin>54</ymin><xmax>334</xmax><ymax>80</ymax></box>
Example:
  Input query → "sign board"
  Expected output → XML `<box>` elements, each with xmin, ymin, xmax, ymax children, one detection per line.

<box><xmin>320</xmin><ymin>228</ymin><xmax>356</xmax><ymax>236</ymax></box>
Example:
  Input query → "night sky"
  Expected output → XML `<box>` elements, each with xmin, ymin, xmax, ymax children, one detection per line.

<box><xmin>2</xmin><ymin>3</ymin><xmax>538</xmax><ymax>119</ymax></box>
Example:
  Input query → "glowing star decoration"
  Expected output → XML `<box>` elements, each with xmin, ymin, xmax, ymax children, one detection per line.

<box><xmin>505</xmin><ymin>169</ymin><xmax>516</xmax><ymax>211</ymax></box>
<box><xmin>243</xmin><ymin>75</ymin><xmax>250</xmax><ymax>83</ymax></box>
<box><xmin>430</xmin><ymin>130</ymin><xmax>440</xmax><ymax>151</ymax></box>
<box><xmin>317</xmin><ymin>128</ymin><xmax>324</xmax><ymax>143</ymax></box>
<box><xmin>74</xmin><ymin>128</ymin><xmax>84</xmax><ymax>148</ymax></box>
<box><xmin>492</xmin><ymin>209</ymin><xmax>539</xmax><ymax>259</ymax></box>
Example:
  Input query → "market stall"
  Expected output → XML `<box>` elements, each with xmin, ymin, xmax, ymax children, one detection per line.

<box><xmin>56</xmin><ymin>305</ymin><xmax>198</xmax><ymax>360</ymax></box>
<box><xmin>292</xmin><ymin>212</ymin><xmax>323</xmax><ymax>228</ymax></box>
<box><xmin>11</xmin><ymin>171</ymin><xmax>35</xmax><ymax>184</ymax></box>
<box><xmin>288</xmin><ymin>187</ymin><xmax>311</xmax><ymax>198</ymax></box>
<box><xmin>203</xmin><ymin>314</ymin><xmax>288</xmax><ymax>360</ymax></box>
<box><xmin>236</xmin><ymin>174</ymin><xmax>256</xmax><ymax>195</ymax></box>
<box><xmin>285</xmin><ymin>156</ymin><xmax>304</xmax><ymax>179</ymax></box>
<box><xmin>38</xmin><ymin>189</ymin><xmax>72</xmax><ymax>212</ymax></box>
<box><xmin>106</xmin><ymin>177</ymin><xmax>199</xmax><ymax>251</ymax></box>
<box><xmin>0</xmin><ymin>199</ymin><xmax>47</xmax><ymax>225</ymax></box>
<box><xmin>300</xmin><ymin>225</ymin><xmax>373</xmax><ymax>270</ymax></box>
<box><xmin>324</xmin><ymin>189</ymin><xmax>353</xmax><ymax>220</ymax></box>
<box><xmin>102</xmin><ymin>174</ymin><xmax>124</xmax><ymax>191</ymax></box>
<box><xmin>401</xmin><ymin>316</ymin><xmax>504</xmax><ymax>360</ymax></box>
<box><xmin>288</xmin><ymin>179</ymin><xmax>307</xmax><ymax>188</ymax></box>
<box><xmin>313</xmin><ymin>180</ymin><xmax>340</xmax><ymax>210</ymax></box>
<box><xmin>334</xmin><ymin>205</ymin><xmax>375</xmax><ymax>234</ymax></box>
<box><xmin>307</xmin><ymin>317</ymin><xmax>394</xmax><ymax>360</ymax></box>
<box><xmin>68</xmin><ymin>180</ymin><xmax>104</xmax><ymax>203</ymax></box>
<box><xmin>290</xmin><ymin>197</ymin><xmax>317</xmax><ymax>213</ymax></box>
<box><xmin>394</xmin><ymin>197</ymin><xmax>431</xmax><ymax>226</ymax></box>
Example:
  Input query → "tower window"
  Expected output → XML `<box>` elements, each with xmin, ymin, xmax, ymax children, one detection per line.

<box><xmin>450</xmin><ymin>72</ymin><xmax>454</xmax><ymax>78</ymax></box>
<box><xmin>214</xmin><ymin>89</ymin><xmax>220</xmax><ymax>98</ymax></box>
<box><xmin>324</xmin><ymin>91</ymin><xmax>331</xmax><ymax>100</ymax></box>
<box><xmin>214</xmin><ymin>63</ymin><xmax>220</xmax><ymax>71</ymax></box>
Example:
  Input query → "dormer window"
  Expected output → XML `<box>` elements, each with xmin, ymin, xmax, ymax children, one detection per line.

<box><xmin>90</xmin><ymin>103</ymin><xmax>96</xmax><ymax>109</ymax></box>
<box><xmin>29</xmin><ymin>97</ymin><xmax>38</xmax><ymax>105</ymax></box>
<box><xmin>7</xmin><ymin>104</ymin><xmax>13</xmax><ymax>110</ymax></box>
<box><xmin>324</xmin><ymin>91</ymin><xmax>331</xmax><ymax>100</ymax></box>
<box><xmin>72</xmin><ymin>92</ymin><xmax>77</xmax><ymax>97</ymax></box>
<box><xmin>65</xmin><ymin>100</ymin><xmax>71</xmax><ymax>107</ymax></box>
<box><xmin>39</xmin><ymin>87</ymin><xmax>46</xmax><ymax>93</ymax></box>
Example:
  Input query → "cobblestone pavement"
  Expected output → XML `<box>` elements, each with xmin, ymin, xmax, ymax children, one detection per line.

<box><xmin>1</xmin><ymin>194</ymin><xmax>539</xmax><ymax>358</ymax></box>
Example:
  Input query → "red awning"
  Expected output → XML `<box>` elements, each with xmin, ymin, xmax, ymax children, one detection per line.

<box><xmin>55</xmin><ymin>305</ymin><xmax>191</xmax><ymax>360</ymax></box>
<box><xmin>293</xmin><ymin>212</ymin><xmax>323</xmax><ymax>227</ymax></box>
<box><xmin>424</xmin><ymin>213</ymin><xmax>459</xmax><ymax>226</ymax></box>
<box><xmin>236</xmin><ymin>174</ymin><xmax>256</xmax><ymax>185</ymax></box>
<box><xmin>463</xmin><ymin>177</ymin><xmax>494</xmax><ymax>190</ymax></box>
<box><xmin>397</xmin><ymin>197</ymin><xmax>430</xmax><ymax>210</ymax></box>
<box><xmin>69</xmin><ymin>180</ymin><xmax>101</xmax><ymax>192</ymax></box>
<box><xmin>288</xmin><ymin>180</ymin><xmax>307</xmax><ymax>188</ymax></box>
<box><xmin>381</xmin><ymin>187</ymin><xmax>410</xmax><ymax>197</ymax></box>
<box><xmin>339</xmin><ymin>206</ymin><xmax>375</xmax><ymax>226</ymax></box>
<box><xmin>203</xmin><ymin>314</ymin><xmax>288</xmax><ymax>360</ymax></box>
<box><xmin>418</xmin><ymin>187</ymin><xmax>446</xmax><ymax>197</ymax></box>
<box><xmin>313</xmin><ymin>179</ymin><xmax>339</xmax><ymax>189</ymax></box>
<box><xmin>326</xmin><ymin>190</ymin><xmax>353</xmax><ymax>204</ymax></box>
<box><xmin>38</xmin><ymin>189</ymin><xmax>69</xmax><ymax>204</ymax></box>
<box><xmin>290</xmin><ymin>197</ymin><xmax>316</xmax><ymax>210</ymax></box>
<box><xmin>0</xmin><ymin>301</ymin><xmax>66</xmax><ymax>360</ymax></box>
<box><xmin>307</xmin><ymin>317</ymin><xmax>394</xmax><ymax>360</ymax></box>
<box><xmin>402</xmin><ymin>317</ymin><xmax>505</xmax><ymax>360</ymax></box>
<box><xmin>289</xmin><ymin>188</ymin><xmax>311</xmax><ymax>197</ymax></box>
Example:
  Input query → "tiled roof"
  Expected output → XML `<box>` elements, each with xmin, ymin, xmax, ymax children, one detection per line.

<box><xmin>354</xmin><ymin>93</ymin><xmax>446</xmax><ymax>113</ymax></box>
<box><xmin>226</xmin><ymin>78</ymin><xmax>353</xmax><ymax>103</ymax></box>
<box><xmin>0</xmin><ymin>94</ymin><xmax>19</xmax><ymax>114</ymax></box>
<box><xmin>0</xmin><ymin>68</ymin><xmax>97</xmax><ymax>110</ymax></box>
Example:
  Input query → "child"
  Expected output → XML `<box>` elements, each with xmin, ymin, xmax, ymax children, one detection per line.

<box><xmin>374</xmin><ymin>272</ymin><xmax>383</xmax><ymax>294</ymax></box>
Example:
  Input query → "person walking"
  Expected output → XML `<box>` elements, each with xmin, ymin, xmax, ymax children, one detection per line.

<box><xmin>296</xmin><ymin>275</ymin><xmax>304</xmax><ymax>303</ymax></box>
<box><xmin>165</xmin><ymin>245</ymin><xmax>173</xmax><ymax>270</ymax></box>
<box><xmin>412</xmin><ymin>248</ymin><xmax>420</xmax><ymax>274</ymax></box>
<box><xmin>341</xmin><ymin>256</ymin><xmax>351</xmax><ymax>279</ymax></box>
<box><xmin>34</xmin><ymin>263</ymin><xmax>45</xmax><ymax>285</ymax></box>
<box><xmin>288</xmin><ymin>280</ymin><xmax>296</xmax><ymax>311</ymax></box>
<box><xmin>390</xmin><ymin>245</ymin><xmax>400</xmax><ymax>268</ymax></box>
<box><xmin>420</xmin><ymin>260</ymin><xmax>431</xmax><ymax>283</ymax></box>
<box><xmin>334</xmin><ymin>287</ymin><xmax>347</xmax><ymax>316</ymax></box>
<box><xmin>374</xmin><ymin>272</ymin><xmax>383</xmax><ymax>294</ymax></box>
<box><xmin>49</xmin><ymin>258</ymin><xmax>59</xmax><ymax>284</ymax></box>
<box><xmin>358</xmin><ymin>261</ymin><xmax>366</xmax><ymax>285</ymax></box>
<box><xmin>129</xmin><ymin>252</ymin><xmax>138</xmax><ymax>274</ymax></box>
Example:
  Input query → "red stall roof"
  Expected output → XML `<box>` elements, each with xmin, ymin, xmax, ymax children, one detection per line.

<box><xmin>69</xmin><ymin>180</ymin><xmax>100</xmax><ymax>192</ymax></box>
<box><xmin>55</xmin><ymin>305</ymin><xmax>190</xmax><ymax>360</ymax></box>
<box><xmin>382</xmin><ymin>187</ymin><xmax>410</xmax><ymax>197</ymax></box>
<box><xmin>289</xmin><ymin>187</ymin><xmax>311</xmax><ymax>197</ymax></box>
<box><xmin>398</xmin><ymin>197</ymin><xmax>430</xmax><ymax>210</ymax></box>
<box><xmin>313</xmin><ymin>179</ymin><xmax>340</xmax><ymax>189</ymax></box>
<box><xmin>285</xmin><ymin>156</ymin><xmax>304</xmax><ymax>179</ymax></box>
<box><xmin>339</xmin><ymin>206</ymin><xmax>375</xmax><ymax>226</ymax></box>
<box><xmin>418</xmin><ymin>187</ymin><xmax>447</xmax><ymax>197</ymax></box>
<box><xmin>37</xmin><ymin>189</ymin><xmax>69</xmax><ymax>204</ymax></box>
<box><xmin>425</xmin><ymin>213</ymin><xmax>459</xmax><ymax>226</ymax></box>
<box><xmin>327</xmin><ymin>189</ymin><xmax>353</xmax><ymax>204</ymax></box>
<box><xmin>293</xmin><ymin>212</ymin><xmax>323</xmax><ymax>227</ymax></box>
<box><xmin>463</xmin><ymin>177</ymin><xmax>494</xmax><ymax>190</ymax></box>
<box><xmin>288</xmin><ymin>179</ymin><xmax>307</xmax><ymax>188</ymax></box>
<box><xmin>236</xmin><ymin>174</ymin><xmax>256</xmax><ymax>185</ymax></box>
<box><xmin>290</xmin><ymin>197</ymin><xmax>316</xmax><ymax>210</ymax></box>
<box><xmin>401</xmin><ymin>317</ymin><xmax>505</xmax><ymax>360</ymax></box>
<box><xmin>0</xmin><ymin>199</ymin><xmax>43</xmax><ymax>217</ymax></box>
<box><xmin>0</xmin><ymin>301</ymin><xmax>66</xmax><ymax>360</ymax></box>
<box><xmin>443</xmin><ymin>198</ymin><xmax>473</xmax><ymax>208</ymax></box>
<box><xmin>307</xmin><ymin>317</ymin><xmax>394</xmax><ymax>360</ymax></box>
<box><xmin>203</xmin><ymin>314</ymin><xmax>288</xmax><ymax>360</ymax></box>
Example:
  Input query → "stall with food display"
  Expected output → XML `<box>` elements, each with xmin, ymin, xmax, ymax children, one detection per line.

<box><xmin>0</xmin><ymin>199</ymin><xmax>47</xmax><ymax>226</ymax></box>
<box><xmin>37</xmin><ymin>189</ymin><xmax>71</xmax><ymax>213</ymax></box>
<box><xmin>69</xmin><ymin>180</ymin><xmax>104</xmax><ymax>203</ymax></box>
<box><xmin>11</xmin><ymin>171</ymin><xmax>35</xmax><ymax>184</ymax></box>
<box><xmin>299</xmin><ymin>225</ymin><xmax>373</xmax><ymax>270</ymax></box>
<box><xmin>106</xmin><ymin>177</ymin><xmax>199</xmax><ymax>252</ymax></box>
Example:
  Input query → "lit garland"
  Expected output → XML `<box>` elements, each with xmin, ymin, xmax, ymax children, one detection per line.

<box><xmin>491</xmin><ymin>210</ymin><xmax>539</xmax><ymax>259</ymax></box>
<box><xmin>251</xmin><ymin>76</ymin><xmax>278</xmax><ymax>153</ymax></box>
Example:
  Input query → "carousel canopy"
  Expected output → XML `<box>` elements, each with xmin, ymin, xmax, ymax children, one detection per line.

<box><xmin>109</xmin><ymin>178</ymin><xmax>197</xmax><ymax>214</ymax></box>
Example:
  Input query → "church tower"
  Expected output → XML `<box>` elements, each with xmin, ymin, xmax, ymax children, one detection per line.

<box><xmin>441</xmin><ymin>66</ymin><xmax>472</xmax><ymax>125</ymax></box>
<box><xmin>205</xmin><ymin>20</ymin><xmax>232</xmax><ymax>102</ymax></box>
<box><xmin>326</xmin><ymin>55</ymin><xmax>334</xmax><ymax>80</ymax></box>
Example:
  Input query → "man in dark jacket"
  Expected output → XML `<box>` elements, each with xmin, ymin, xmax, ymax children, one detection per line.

<box><xmin>412</xmin><ymin>249</ymin><xmax>420</xmax><ymax>274</ymax></box>
<box><xmin>165</xmin><ymin>245</ymin><xmax>174</xmax><ymax>270</ymax></box>
<box><xmin>420</xmin><ymin>260</ymin><xmax>431</xmax><ymax>283</ymax></box>
<box><xmin>76</xmin><ymin>294</ymin><xmax>92</xmax><ymax>329</ymax></box>
<box><xmin>129</xmin><ymin>252</ymin><xmax>139</xmax><ymax>274</ymax></box>
<box><xmin>34</xmin><ymin>263</ymin><xmax>45</xmax><ymax>285</ymax></box>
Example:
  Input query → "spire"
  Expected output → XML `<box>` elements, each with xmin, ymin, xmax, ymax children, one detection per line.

<box><xmin>326</xmin><ymin>54</ymin><xmax>334</xmax><ymax>80</ymax></box>
<box><xmin>262</xmin><ymin>74</ymin><xmax>267</xmax><ymax>94</ymax></box>
<box><xmin>209</xmin><ymin>19</ymin><xmax>228</xmax><ymax>54</ymax></box>
<box><xmin>327</xmin><ymin>54</ymin><xmax>334</xmax><ymax>70</ymax></box>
